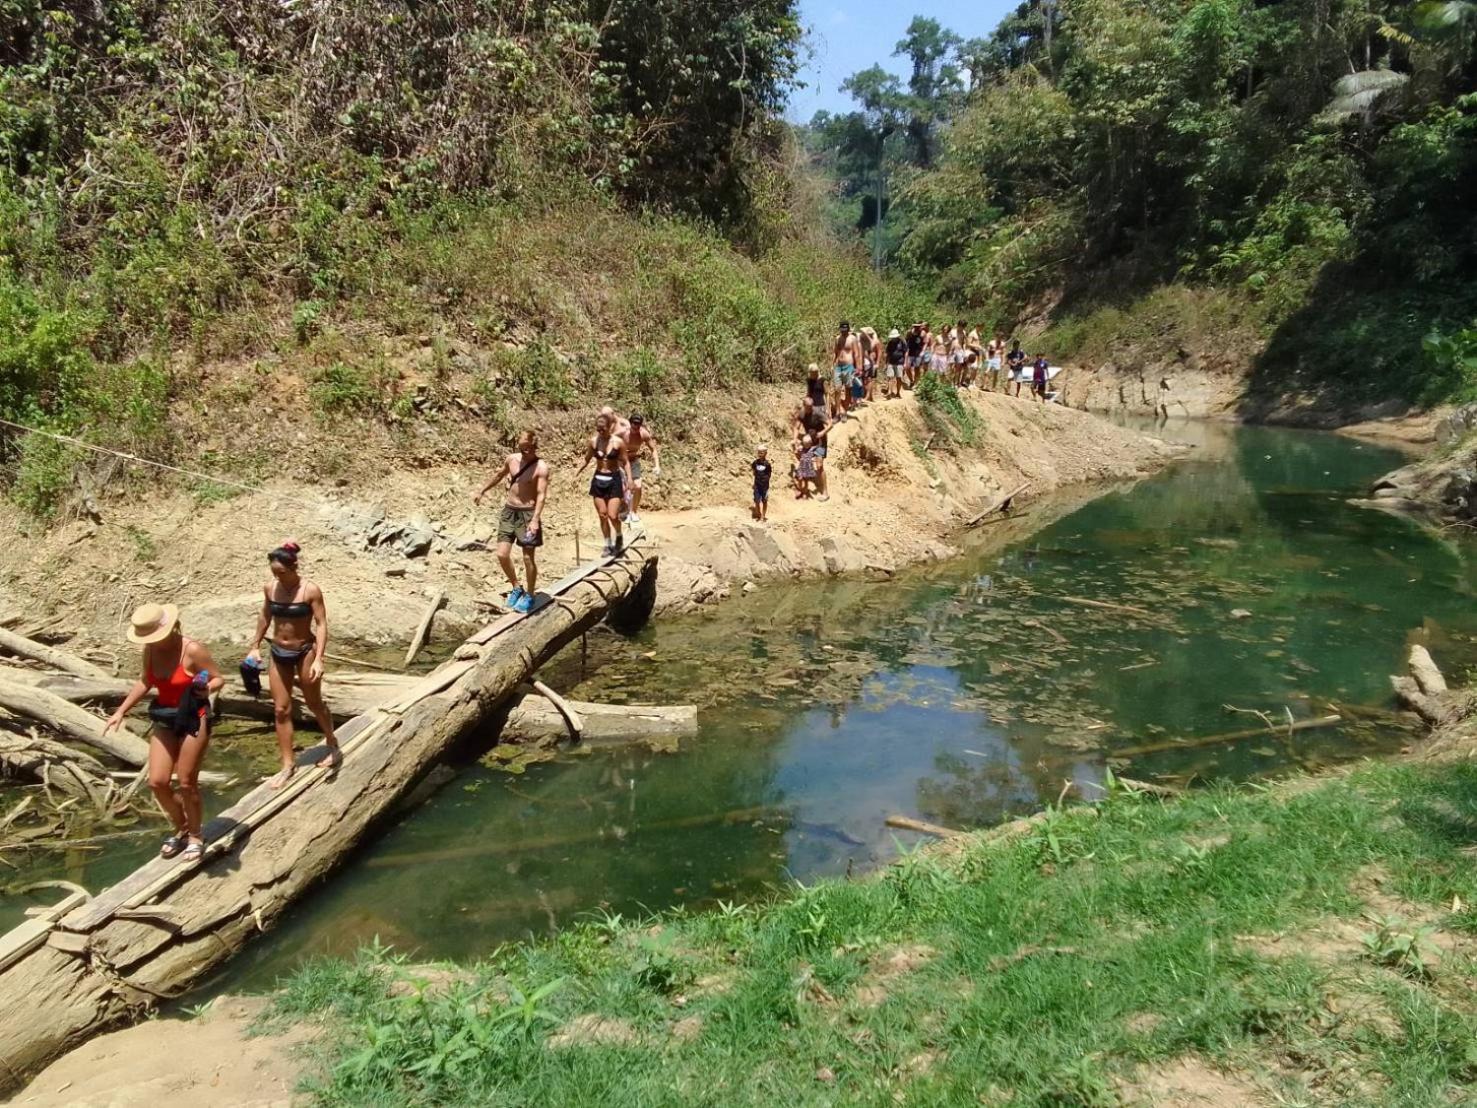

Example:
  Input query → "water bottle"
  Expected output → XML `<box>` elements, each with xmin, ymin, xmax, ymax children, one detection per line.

<box><xmin>192</xmin><ymin>669</ymin><xmax>211</xmax><ymax>689</ymax></box>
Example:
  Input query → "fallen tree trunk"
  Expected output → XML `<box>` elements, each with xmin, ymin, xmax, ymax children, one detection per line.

<box><xmin>499</xmin><ymin>694</ymin><xmax>697</xmax><ymax>746</ymax></box>
<box><xmin>404</xmin><ymin>588</ymin><xmax>446</xmax><ymax>668</ymax></box>
<box><xmin>13</xmin><ymin>668</ymin><xmax>696</xmax><ymax>745</ymax></box>
<box><xmin>0</xmin><ymin>547</ymin><xmax>658</xmax><ymax>1085</ymax></box>
<box><xmin>4</xmin><ymin>667</ymin><xmax>418</xmax><ymax>724</ymax></box>
<box><xmin>0</xmin><ymin>628</ymin><xmax>110</xmax><ymax>680</ymax></box>
<box><xmin>1392</xmin><ymin>644</ymin><xmax>1457</xmax><ymax>726</ymax></box>
<box><xmin>0</xmin><ymin>677</ymin><xmax>150</xmax><ymax>768</ymax></box>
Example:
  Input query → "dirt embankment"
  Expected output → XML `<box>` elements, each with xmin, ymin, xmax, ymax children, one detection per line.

<box><xmin>0</xmin><ymin>388</ymin><xmax>1177</xmax><ymax>658</ymax></box>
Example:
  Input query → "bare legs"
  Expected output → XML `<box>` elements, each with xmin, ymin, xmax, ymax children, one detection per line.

<box><xmin>593</xmin><ymin>494</ymin><xmax>623</xmax><ymax>551</ymax></box>
<box><xmin>149</xmin><ymin>725</ymin><xmax>210</xmax><ymax>848</ymax></box>
<box><xmin>267</xmin><ymin>653</ymin><xmax>340</xmax><ymax>787</ymax></box>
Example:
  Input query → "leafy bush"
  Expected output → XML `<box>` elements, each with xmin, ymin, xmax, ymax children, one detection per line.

<box><xmin>915</xmin><ymin>372</ymin><xmax>981</xmax><ymax>447</ymax></box>
<box><xmin>1422</xmin><ymin>323</ymin><xmax>1477</xmax><ymax>404</ymax></box>
<box><xmin>309</xmin><ymin>362</ymin><xmax>393</xmax><ymax>417</ymax></box>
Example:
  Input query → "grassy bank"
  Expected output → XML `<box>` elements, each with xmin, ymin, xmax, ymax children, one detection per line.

<box><xmin>267</xmin><ymin>760</ymin><xmax>1477</xmax><ymax>1106</ymax></box>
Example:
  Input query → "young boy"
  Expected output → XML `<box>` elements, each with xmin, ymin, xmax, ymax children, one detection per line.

<box><xmin>752</xmin><ymin>445</ymin><xmax>772</xmax><ymax>521</ymax></box>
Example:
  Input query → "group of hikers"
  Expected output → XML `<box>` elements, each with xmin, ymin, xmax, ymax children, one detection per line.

<box><xmin>106</xmin><ymin>320</ymin><xmax>1052</xmax><ymax>865</ymax></box>
<box><xmin>778</xmin><ymin>320</ymin><xmax>1056</xmax><ymax>505</ymax></box>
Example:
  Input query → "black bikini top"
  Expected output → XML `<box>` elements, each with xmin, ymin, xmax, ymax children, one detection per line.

<box><xmin>593</xmin><ymin>436</ymin><xmax>621</xmax><ymax>462</ymax></box>
<box><xmin>268</xmin><ymin>591</ymin><xmax>312</xmax><ymax>619</ymax></box>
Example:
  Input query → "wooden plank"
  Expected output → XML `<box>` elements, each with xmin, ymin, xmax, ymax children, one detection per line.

<box><xmin>64</xmin><ymin>710</ymin><xmax>398</xmax><ymax>929</ymax></box>
<box><xmin>0</xmin><ymin>920</ymin><xmax>51</xmax><ymax>974</ymax></box>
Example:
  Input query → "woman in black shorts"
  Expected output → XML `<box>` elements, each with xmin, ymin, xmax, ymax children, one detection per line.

<box><xmin>581</xmin><ymin>413</ymin><xmax>631</xmax><ymax>556</ymax></box>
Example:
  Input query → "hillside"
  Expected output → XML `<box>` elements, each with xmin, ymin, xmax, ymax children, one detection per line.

<box><xmin>804</xmin><ymin>0</ymin><xmax>1477</xmax><ymax>421</ymax></box>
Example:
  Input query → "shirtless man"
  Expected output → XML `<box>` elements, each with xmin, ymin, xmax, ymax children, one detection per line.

<box><xmin>623</xmin><ymin>412</ymin><xmax>661</xmax><ymax>522</ymax></box>
<box><xmin>473</xmin><ymin>430</ymin><xmax>549</xmax><ymax>614</ymax></box>
<box><xmin>985</xmin><ymin>332</ymin><xmax>1006</xmax><ymax>391</ymax></box>
<box><xmin>832</xmin><ymin>320</ymin><xmax>863</xmax><ymax>418</ymax></box>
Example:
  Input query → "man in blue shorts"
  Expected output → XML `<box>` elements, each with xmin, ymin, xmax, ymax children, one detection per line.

<box><xmin>832</xmin><ymin>320</ymin><xmax>862</xmax><ymax>419</ymax></box>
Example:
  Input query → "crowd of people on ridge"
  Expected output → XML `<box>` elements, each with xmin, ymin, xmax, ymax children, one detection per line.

<box><xmin>778</xmin><ymin>320</ymin><xmax>1056</xmax><ymax>506</ymax></box>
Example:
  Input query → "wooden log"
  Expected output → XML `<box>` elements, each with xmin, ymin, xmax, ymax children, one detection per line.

<box><xmin>0</xmin><ymin>544</ymin><xmax>658</xmax><ymax>1085</ymax></box>
<box><xmin>0</xmin><ymin>677</ymin><xmax>149</xmax><ymax>768</ymax></box>
<box><xmin>499</xmin><ymin>697</ymin><xmax>697</xmax><ymax>746</ymax></box>
<box><xmin>1058</xmin><ymin>595</ymin><xmax>1154</xmax><ymax>618</ymax></box>
<box><xmin>5</xmin><ymin>668</ymin><xmax>419</xmax><ymax>725</ymax></box>
<box><xmin>885</xmin><ymin>815</ymin><xmax>963</xmax><ymax>839</ymax></box>
<box><xmin>404</xmin><ymin>588</ymin><xmax>447</xmax><ymax>668</ymax></box>
<box><xmin>966</xmin><ymin>482</ymin><xmax>1030</xmax><ymax>527</ymax></box>
<box><xmin>1112</xmin><ymin>714</ymin><xmax>1343</xmax><ymax>758</ymax></box>
<box><xmin>0</xmin><ymin>628</ymin><xmax>109</xmax><ymax>679</ymax></box>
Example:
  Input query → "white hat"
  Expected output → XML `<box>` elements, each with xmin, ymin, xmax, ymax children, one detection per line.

<box><xmin>888</xmin><ymin>329</ymin><xmax>900</xmax><ymax>339</ymax></box>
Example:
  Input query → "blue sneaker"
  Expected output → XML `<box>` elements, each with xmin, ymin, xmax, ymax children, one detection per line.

<box><xmin>515</xmin><ymin>593</ymin><xmax>536</xmax><ymax>614</ymax></box>
<box><xmin>506</xmin><ymin>586</ymin><xmax>526</xmax><ymax>609</ymax></box>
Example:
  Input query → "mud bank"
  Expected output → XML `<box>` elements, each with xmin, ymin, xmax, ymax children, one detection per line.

<box><xmin>0</xmin><ymin>390</ymin><xmax>1177</xmax><ymax>661</ymax></box>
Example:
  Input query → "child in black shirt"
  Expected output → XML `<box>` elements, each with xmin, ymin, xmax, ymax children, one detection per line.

<box><xmin>752</xmin><ymin>446</ymin><xmax>772</xmax><ymax>521</ymax></box>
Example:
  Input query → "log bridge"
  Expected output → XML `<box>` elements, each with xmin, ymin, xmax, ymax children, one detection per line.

<box><xmin>0</xmin><ymin>538</ymin><xmax>661</xmax><ymax>1087</ymax></box>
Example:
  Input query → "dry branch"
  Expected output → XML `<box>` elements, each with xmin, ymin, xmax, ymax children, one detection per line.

<box><xmin>0</xmin><ymin>677</ymin><xmax>149</xmax><ymax>768</ymax></box>
<box><xmin>0</xmin><ymin>629</ymin><xmax>109</xmax><ymax>679</ymax></box>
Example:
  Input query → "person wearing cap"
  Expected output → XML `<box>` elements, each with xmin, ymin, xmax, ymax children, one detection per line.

<box><xmin>104</xmin><ymin>604</ymin><xmax>223</xmax><ymax>862</ymax></box>
<box><xmin>624</xmin><ymin>411</ymin><xmax>660</xmax><ymax>524</ymax></box>
<box><xmin>885</xmin><ymin>328</ymin><xmax>907</xmax><ymax>399</ymax></box>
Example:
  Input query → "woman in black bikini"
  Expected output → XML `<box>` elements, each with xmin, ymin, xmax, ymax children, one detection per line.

<box><xmin>245</xmin><ymin>541</ymin><xmax>340</xmax><ymax>788</ymax></box>
<box><xmin>578</xmin><ymin>413</ymin><xmax>631</xmax><ymax>556</ymax></box>
<box><xmin>104</xmin><ymin>603</ymin><xmax>223</xmax><ymax>861</ymax></box>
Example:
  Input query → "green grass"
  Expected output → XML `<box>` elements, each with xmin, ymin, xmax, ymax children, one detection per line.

<box><xmin>268</xmin><ymin>759</ymin><xmax>1477</xmax><ymax>1106</ymax></box>
<box><xmin>915</xmin><ymin>373</ymin><xmax>982</xmax><ymax>448</ymax></box>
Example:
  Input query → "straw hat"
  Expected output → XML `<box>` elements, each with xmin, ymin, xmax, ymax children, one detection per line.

<box><xmin>127</xmin><ymin>602</ymin><xmax>180</xmax><ymax>645</ymax></box>
<box><xmin>888</xmin><ymin>328</ymin><xmax>901</xmax><ymax>339</ymax></box>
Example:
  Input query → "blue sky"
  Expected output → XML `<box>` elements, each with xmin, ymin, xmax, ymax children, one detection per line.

<box><xmin>788</xmin><ymin>0</ymin><xmax>1018</xmax><ymax>122</ymax></box>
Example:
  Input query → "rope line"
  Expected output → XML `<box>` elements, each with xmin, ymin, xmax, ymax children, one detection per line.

<box><xmin>0</xmin><ymin>416</ymin><xmax>322</xmax><ymax>509</ymax></box>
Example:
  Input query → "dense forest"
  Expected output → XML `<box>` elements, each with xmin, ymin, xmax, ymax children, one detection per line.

<box><xmin>806</xmin><ymin>1</ymin><xmax>1477</xmax><ymax>405</ymax></box>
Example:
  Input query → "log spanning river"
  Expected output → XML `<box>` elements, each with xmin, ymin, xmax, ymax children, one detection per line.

<box><xmin>10</xmin><ymin>421</ymin><xmax>1477</xmax><ymax>992</ymax></box>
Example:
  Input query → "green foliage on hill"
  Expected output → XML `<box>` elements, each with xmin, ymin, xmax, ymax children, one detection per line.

<box><xmin>0</xmin><ymin>2</ymin><xmax>941</xmax><ymax>516</ymax></box>
<box><xmin>808</xmin><ymin>0</ymin><xmax>1477</xmax><ymax>406</ymax></box>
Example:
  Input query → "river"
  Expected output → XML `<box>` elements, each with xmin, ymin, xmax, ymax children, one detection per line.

<box><xmin>8</xmin><ymin>421</ymin><xmax>1477</xmax><ymax>993</ymax></box>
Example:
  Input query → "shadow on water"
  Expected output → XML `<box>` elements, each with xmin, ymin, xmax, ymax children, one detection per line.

<box><xmin>12</xmin><ymin>421</ymin><xmax>1477</xmax><ymax>992</ymax></box>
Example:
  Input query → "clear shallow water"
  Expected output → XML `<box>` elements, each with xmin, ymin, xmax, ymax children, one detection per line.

<box><xmin>10</xmin><ymin>422</ymin><xmax>1477</xmax><ymax>991</ymax></box>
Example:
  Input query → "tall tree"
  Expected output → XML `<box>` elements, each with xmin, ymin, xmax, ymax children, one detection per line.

<box><xmin>837</xmin><ymin>65</ymin><xmax>909</xmax><ymax>268</ymax></box>
<box><xmin>893</xmin><ymin>17</ymin><xmax>963</xmax><ymax>167</ymax></box>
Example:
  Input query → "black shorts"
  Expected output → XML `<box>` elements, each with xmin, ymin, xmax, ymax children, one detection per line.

<box><xmin>590</xmin><ymin>471</ymin><xmax>624</xmax><ymax>502</ymax></box>
<box><xmin>754</xmin><ymin>484</ymin><xmax>770</xmax><ymax>503</ymax></box>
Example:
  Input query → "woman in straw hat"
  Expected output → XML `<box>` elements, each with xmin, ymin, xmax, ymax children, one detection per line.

<box><xmin>104</xmin><ymin>603</ymin><xmax>223</xmax><ymax>861</ymax></box>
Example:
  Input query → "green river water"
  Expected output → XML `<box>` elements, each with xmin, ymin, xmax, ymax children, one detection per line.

<box><xmin>7</xmin><ymin>421</ymin><xmax>1477</xmax><ymax>994</ymax></box>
